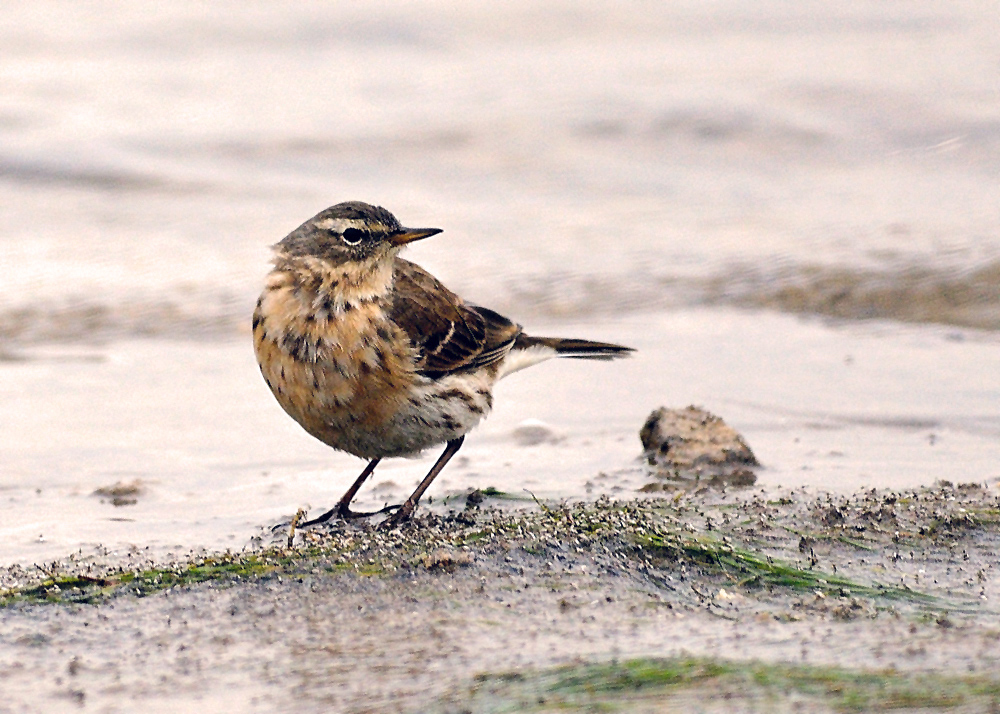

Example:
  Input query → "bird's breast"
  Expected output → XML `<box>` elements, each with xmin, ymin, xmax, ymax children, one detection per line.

<box><xmin>252</xmin><ymin>270</ymin><xmax>418</xmax><ymax>454</ymax></box>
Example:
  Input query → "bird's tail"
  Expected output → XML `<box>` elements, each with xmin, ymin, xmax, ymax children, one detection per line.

<box><xmin>499</xmin><ymin>334</ymin><xmax>632</xmax><ymax>378</ymax></box>
<box><xmin>514</xmin><ymin>335</ymin><xmax>634</xmax><ymax>361</ymax></box>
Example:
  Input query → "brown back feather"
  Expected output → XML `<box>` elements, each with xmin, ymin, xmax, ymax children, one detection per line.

<box><xmin>390</xmin><ymin>259</ymin><xmax>522</xmax><ymax>378</ymax></box>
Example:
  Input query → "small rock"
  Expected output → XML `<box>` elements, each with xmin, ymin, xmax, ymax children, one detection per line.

<box><xmin>640</xmin><ymin>406</ymin><xmax>759</xmax><ymax>486</ymax></box>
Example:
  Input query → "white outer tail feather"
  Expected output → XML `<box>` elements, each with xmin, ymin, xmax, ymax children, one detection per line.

<box><xmin>497</xmin><ymin>344</ymin><xmax>559</xmax><ymax>379</ymax></box>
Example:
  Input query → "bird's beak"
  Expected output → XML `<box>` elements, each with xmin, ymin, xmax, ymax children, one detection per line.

<box><xmin>389</xmin><ymin>227</ymin><xmax>442</xmax><ymax>246</ymax></box>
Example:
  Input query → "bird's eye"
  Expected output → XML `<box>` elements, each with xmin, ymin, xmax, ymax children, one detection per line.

<box><xmin>341</xmin><ymin>228</ymin><xmax>364</xmax><ymax>245</ymax></box>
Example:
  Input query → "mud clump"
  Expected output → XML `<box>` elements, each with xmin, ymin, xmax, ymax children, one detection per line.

<box><xmin>640</xmin><ymin>406</ymin><xmax>759</xmax><ymax>487</ymax></box>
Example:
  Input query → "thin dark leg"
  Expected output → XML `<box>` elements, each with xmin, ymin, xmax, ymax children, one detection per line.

<box><xmin>334</xmin><ymin>457</ymin><xmax>386</xmax><ymax>519</ymax></box>
<box><xmin>382</xmin><ymin>436</ymin><xmax>465</xmax><ymax>528</ymax></box>
<box><xmin>299</xmin><ymin>458</ymin><xmax>394</xmax><ymax>528</ymax></box>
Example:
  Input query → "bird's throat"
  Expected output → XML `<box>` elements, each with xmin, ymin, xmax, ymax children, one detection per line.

<box><xmin>272</xmin><ymin>251</ymin><xmax>396</xmax><ymax>308</ymax></box>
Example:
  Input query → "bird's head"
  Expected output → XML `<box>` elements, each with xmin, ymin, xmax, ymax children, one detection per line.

<box><xmin>275</xmin><ymin>201</ymin><xmax>441</xmax><ymax>266</ymax></box>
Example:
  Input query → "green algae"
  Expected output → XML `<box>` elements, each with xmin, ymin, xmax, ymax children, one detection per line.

<box><xmin>443</xmin><ymin>657</ymin><xmax>1000</xmax><ymax>713</ymax></box>
<box><xmin>4</xmin><ymin>485</ymin><xmax>992</xmax><ymax>610</ymax></box>
<box><xmin>638</xmin><ymin>531</ymin><xmax>934</xmax><ymax>603</ymax></box>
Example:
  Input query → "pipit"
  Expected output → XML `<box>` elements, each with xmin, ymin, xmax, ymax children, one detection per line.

<box><xmin>253</xmin><ymin>201</ymin><xmax>632</xmax><ymax>527</ymax></box>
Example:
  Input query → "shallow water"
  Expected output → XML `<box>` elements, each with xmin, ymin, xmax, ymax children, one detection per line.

<box><xmin>2</xmin><ymin>1</ymin><xmax>998</xmax><ymax>341</ymax></box>
<box><xmin>2</xmin><ymin>1</ymin><xmax>999</xmax><ymax>565</ymax></box>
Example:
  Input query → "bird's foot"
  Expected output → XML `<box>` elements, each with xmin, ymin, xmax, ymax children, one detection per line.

<box><xmin>380</xmin><ymin>502</ymin><xmax>417</xmax><ymax>530</ymax></box>
<box><xmin>338</xmin><ymin>503</ymin><xmax>401</xmax><ymax>520</ymax></box>
<box><xmin>272</xmin><ymin>502</ymin><xmax>402</xmax><ymax>533</ymax></box>
<box><xmin>296</xmin><ymin>506</ymin><xmax>338</xmax><ymax>529</ymax></box>
<box><xmin>296</xmin><ymin>502</ymin><xmax>401</xmax><ymax>528</ymax></box>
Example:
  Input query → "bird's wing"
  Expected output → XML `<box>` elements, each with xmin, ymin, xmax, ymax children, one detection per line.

<box><xmin>390</xmin><ymin>259</ymin><xmax>521</xmax><ymax>378</ymax></box>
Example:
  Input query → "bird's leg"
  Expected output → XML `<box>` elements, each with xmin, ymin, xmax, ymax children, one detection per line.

<box><xmin>382</xmin><ymin>436</ymin><xmax>465</xmax><ymax>528</ymax></box>
<box><xmin>335</xmin><ymin>457</ymin><xmax>401</xmax><ymax>519</ymax></box>
<box><xmin>298</xmin><ymin>458</ymin><xmax>394</xmax><ymax>527</ymax></box>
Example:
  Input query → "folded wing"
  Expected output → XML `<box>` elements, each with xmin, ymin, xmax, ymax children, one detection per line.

<box><xmin>390</xmin><ymin>259</ymin><xmax>522</xmax><ymax>379</ymax></box>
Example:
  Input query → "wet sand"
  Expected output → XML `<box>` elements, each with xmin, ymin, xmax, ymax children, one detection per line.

<box><xmin>2</xmin><ymin>483</ymin><xmax>1000</xmax><ymax>713</ymax></box>
<box><xmin>3</xmin><ymin>308</ymin><xmax>999</xmax><ymax>566</ymax></box>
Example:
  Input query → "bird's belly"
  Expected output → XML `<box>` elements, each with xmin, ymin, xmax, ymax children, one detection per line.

<box><xmin>254</xmin><ymin>328</ymin><xmax>494</xmax><ymax>459</ymax></box>
<box><xmin>317</xmin><ymin>372</ymin><xmax>494</xmax><ymax>459</ymax></box>
<box><xmin>373</xmin><ymin>371</ymin><xmax>495</xmax><ymax>457</ymax></box>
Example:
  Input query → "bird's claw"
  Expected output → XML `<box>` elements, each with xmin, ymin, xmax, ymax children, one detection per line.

<box><xmin>292</xmin><ymin>502</ymin><xmax>402</xmax><ymax>529</ymax></box>
<box><xmin>379</xmin><ymin>505</ymin><xmax>416</xmax><ymax>530</ymax></box>
<box><xmin>338</xmin><ymin>503</ymin><xmax>401</xmax><ymax>520</ymax></box>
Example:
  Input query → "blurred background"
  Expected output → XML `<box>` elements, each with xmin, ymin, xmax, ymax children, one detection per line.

<box><xmin>2</xmin><ymin>1</ymin><xmax>999</xmax><ymax>563</ymax></box>
<box><xmin>2</xmin><ymin>0</ymin><xmax>998</xmax><ymax>343</ymax></box>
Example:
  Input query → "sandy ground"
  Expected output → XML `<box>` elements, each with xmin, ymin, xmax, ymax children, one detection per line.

<box><xmin>3</xmin><ymin>311</ymin><xmax>998</xmax><ymax>712</ymax></box>
<box><xmin>4</xmin><ymin>309</ymin><xmax>999</xmax><ymax>568</ymax></box>
<box><xmin>2</xmin><ymin>482</ymin><xmax>1000</xmax><ymax>713</ymax></box>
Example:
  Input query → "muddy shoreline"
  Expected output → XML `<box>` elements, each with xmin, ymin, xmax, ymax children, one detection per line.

<box><xmin>3</xmin><ymin>483</ymin><xmax>999</xmax><ymax>713</ymax></box>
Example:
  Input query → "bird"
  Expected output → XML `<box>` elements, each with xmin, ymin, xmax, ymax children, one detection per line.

<box><xmin>252</xmin><ymin>201</ymin><xmax>633</xmax><ymax>528</ymax></box>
